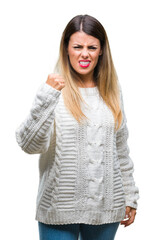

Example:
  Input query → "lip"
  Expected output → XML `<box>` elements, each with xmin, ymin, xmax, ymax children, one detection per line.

<box><xmin>79</xmin><ymin>60</ymin><xmax>91</xmax><ymax>68</ymax></box>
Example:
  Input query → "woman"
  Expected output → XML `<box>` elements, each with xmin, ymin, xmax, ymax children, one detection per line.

<box><xmin>16</xmin><ymin>15</ymin><xmax>139</xmax><ymax>240</ymax></box>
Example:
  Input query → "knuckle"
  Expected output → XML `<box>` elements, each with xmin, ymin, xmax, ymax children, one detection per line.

<box><xmin>54</xmin><ymin>78</ymin><xmax>59</xmax><ymax>83</ymax></box>
<box><xmin>48</xmin><ymin>73</ymin><xmax>55</xmax><ymax>80</ymax></box>
<box><xmin>55</xmin><ymin>74</ymin><xmax>62</xmax><ymax>79</ymax></box>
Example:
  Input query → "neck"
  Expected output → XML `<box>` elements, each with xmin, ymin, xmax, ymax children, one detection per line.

<box><xmin>77</xmin><ymin>73</ymin><xmax>96</xmax><ymax>88</ymax></box>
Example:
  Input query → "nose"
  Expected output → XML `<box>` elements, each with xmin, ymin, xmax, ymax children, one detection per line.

<box><xmin>81</xmin><ymin>47</ymin><xmax>89</xmax><ymax>58</ymax></box>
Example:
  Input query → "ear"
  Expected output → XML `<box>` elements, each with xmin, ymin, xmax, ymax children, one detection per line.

<box><xmin>99</xmin><ymin>50</ymin><xmax>103</xmax><ymax>55</ymax></box>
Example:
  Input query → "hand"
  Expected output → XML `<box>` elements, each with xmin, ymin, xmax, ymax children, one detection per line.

<box><xmin>46</xmin><ymin>73</ymin><xmax>65</xmax><ymax>91</ymax></box>
<box><xmin>120</xmin><ymin>206</ymin><xmax>137</xmax><ymax>227</ymax></box>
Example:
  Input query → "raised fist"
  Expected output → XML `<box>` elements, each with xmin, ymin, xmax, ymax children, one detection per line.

<box><xmin>46</xmin><ymin>73</ymin><xmax>65</xmax><ymax>91</ymax></box>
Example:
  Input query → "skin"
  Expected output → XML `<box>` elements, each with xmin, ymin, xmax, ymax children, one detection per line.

<box><xmin>67</xmin><ymin>31</ymin><xmax>102</xmax><ymax>87</ymax></box>
<box><xmin>121</xmin><ymin>206</ymin><xmax>137</xmax><ymax>227</ymax></box>
<box><xmin>46</xmin><ymin>31</ymin><xmax>102</xmax><ymax>89</ymax></box>
<box><xmin>46</xmin><ymin>73</ymin><xmax>65</xmax><ymax>91</ymax></box>
<box><xmin>46</xmin><ymin>31</ymin><xmax>137</xmax><ymax>227</ymax></box>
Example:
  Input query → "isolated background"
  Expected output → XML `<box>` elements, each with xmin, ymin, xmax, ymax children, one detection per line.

<box><xmin>0</xmin><ymin>0</ymin><xmax>154</xmax><ymax>239</ymax></box>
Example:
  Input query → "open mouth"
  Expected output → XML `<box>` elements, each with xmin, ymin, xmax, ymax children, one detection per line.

<box><xmin>79</xmin><ymin>61</ymin><xmax>91</xmax><ymax>68</ymax></box>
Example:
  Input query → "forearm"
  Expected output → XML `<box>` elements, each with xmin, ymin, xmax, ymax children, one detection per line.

<box><xmin>116</xmin><ymin>124</ymin><xmax>139</xmax><ymax>209</ymax></box>
<box><xmin>116</xmin><ymin>84</ymin><xmax>139</xmax><ymax>209</ymax></box>
<box><xmin>15</xmin><ymin>83</ymin><xmax>61</xmax><ymax>154</ymax></box>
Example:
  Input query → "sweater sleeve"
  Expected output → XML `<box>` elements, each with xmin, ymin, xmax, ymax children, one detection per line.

<box><xmin>15</xmin><ymin>83</ymin><xmax>61</xmax><ymax>154</ymax></box>
<box><xmin>116</xmin><ymin>85</ymin><xmax>139</xmax><ymax>209</ymax></box>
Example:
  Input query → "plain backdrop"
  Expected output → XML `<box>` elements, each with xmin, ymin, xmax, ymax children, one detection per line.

<box><xmin>0</xmin><ymin>0</ymin><xmax>154</xmax><ymax>239</ymax></box>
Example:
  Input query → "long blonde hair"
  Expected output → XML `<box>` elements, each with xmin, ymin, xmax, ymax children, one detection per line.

<box><xmin>55</xmin><ymin>15</ymin><xmax>122</xmax><ymax>132</ymax></box>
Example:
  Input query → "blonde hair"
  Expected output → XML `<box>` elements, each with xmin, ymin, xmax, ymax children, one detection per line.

<box><xmin>55</xmin><ymin>15</ymin><xmax>123</xmax><ymax>132</ymax></box>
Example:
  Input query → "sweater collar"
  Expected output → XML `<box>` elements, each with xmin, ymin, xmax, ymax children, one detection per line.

<box><xmin>78</xmin><ymin>86</ymin><xmax>99</xmax><ymax>96</ymax></box>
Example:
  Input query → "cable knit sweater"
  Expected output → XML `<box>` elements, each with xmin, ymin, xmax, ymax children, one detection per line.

<box><xmin>15</xmin><ymin>82</ymin><xmax>139</xmax><ymax>225</ymax></box>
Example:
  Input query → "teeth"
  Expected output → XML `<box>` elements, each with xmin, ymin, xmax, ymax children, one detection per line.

<box><xmin>80</xmin><ymin>61</ymin><xmax>90</xmax><ymax>66</ymax></box>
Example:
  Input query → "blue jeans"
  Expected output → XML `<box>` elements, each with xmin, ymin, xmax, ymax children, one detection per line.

<box><xmin>38</xmin><ymin>221</ymin><xmax>120</xmax><ymax>240</ymax></box>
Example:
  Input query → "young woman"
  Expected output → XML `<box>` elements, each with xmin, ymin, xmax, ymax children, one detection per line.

<box><xmin>16</xmin><ymin>14</ymin><xmax>139</xmax><ymax>240</ymax></box>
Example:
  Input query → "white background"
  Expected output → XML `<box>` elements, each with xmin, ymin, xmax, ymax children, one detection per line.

<box><xmin>0</xmin><ymin>0</ymin><xmax>154</xmax><ymax>239</ymax></box>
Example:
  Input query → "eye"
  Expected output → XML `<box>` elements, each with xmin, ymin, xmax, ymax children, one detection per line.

<box><xmin>88</xmin><ymin>46</ymin><xmax>97</xmax><ymax>50</ymax></box>
<box><xmin>73</xmin><ymin>46</ymin><xmax>82</xmax><ymax>49</ymax></box>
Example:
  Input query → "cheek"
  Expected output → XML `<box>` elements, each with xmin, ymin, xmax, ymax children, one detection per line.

<box><xmin>92</xmin><ymin>54</ymin><xmax>100</xmax><ymax>64</ymax></box>
<box><xmin>70</xmin><ymin>53</ymin><xmax>77</xmax><ymax>59</ymax></box>
<box><xmin>69</xmin><ymin>53</ymin><xmax>79</xmax><ymax>65</ymax></box>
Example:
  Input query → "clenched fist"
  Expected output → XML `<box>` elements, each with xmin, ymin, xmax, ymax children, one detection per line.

<box><xmin>46</xmin><ymin>73</ymin><xmax>65</xmax><ymax>91</ymax></box>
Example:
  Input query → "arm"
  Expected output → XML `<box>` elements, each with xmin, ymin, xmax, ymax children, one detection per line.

<box><xmin>15</xmin><ymin>83</ymin><xmax>61</xmax><ymax>154</ymax></box>
<box><xmin>116</xmin><ymin>85</ymin><xmax>139</xmax><ymax>209</ymax></box>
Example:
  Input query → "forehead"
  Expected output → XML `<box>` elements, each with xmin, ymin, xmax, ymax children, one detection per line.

<box><xmin>69</xmin><ymin>31</ymin><xmax>100</xmax><ymax>45</ymax></box>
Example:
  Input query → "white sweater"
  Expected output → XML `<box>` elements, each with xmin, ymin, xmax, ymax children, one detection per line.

<box><xmin>15</xmin><ymin>83</ymin><xmax>139</xmax><ymax>225</ymax></box>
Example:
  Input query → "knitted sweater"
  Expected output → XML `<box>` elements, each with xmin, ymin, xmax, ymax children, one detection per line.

<box><xmin>15</xmin><ymin>82</ymin><xmax>139</xmax><ymax>225</ymax></box>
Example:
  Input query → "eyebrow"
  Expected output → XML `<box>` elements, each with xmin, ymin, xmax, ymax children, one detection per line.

<box><xmin>73</xmin><ymin>44</ymin><xmax>98</xmax><ymax>47</ymax></box>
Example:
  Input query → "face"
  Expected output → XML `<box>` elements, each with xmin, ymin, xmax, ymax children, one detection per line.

<box><xmin>67</xmin><ymin>31</ymin><xmax>102</xmax><ymax>80</ymax></box>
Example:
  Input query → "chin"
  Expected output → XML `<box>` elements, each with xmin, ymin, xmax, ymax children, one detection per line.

<box><xmin>76</xmin><ymin>68</ymin><xmax>92</xmax><ymax>75</ymax></box>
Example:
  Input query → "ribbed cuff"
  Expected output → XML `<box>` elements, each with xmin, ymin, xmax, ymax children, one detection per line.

<box><xmin>39</xmin><ymin>82</ymin><xmax>61</xmax><ymax>97</ymax></box>
<box><xmin>126</xmin><ymin>201</ymin><xmax>138</xmax><ymax>209</ymax></box>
